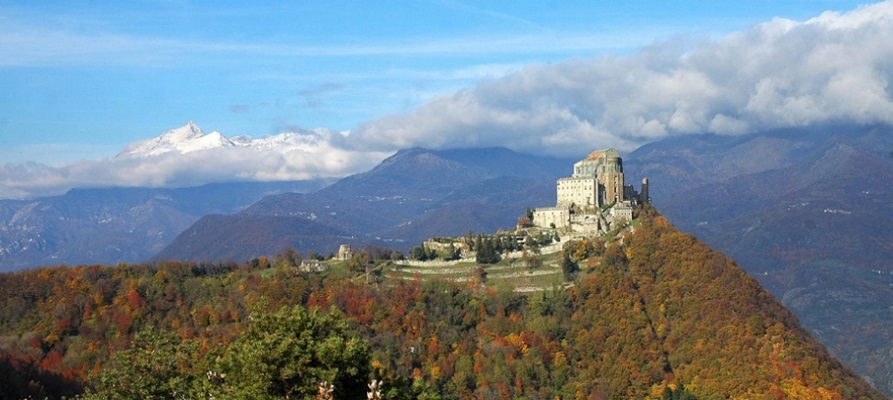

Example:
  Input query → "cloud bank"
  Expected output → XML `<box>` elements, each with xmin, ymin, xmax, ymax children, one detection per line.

<box><xmin>0</xmin><ymin>128</ymin><xmax>389</xmax><ymax>199</ymax></box>
<box><xmin>350</xmin><ymin>1</ymin><xmax>893</xmax><ymax>156</ymax></box>
<box><xmin>2</xmin><ymin>1</ymin><xmax>892</xmax><ymax>199</ymax></box>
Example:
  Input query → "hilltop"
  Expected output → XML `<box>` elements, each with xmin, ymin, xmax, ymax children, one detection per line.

<box><xmin>629</xmin><ymin>125</ymin><xmax>893</xmax><ymax>394</ymax></box>
<box><xmin>0</xmin><ymin>207</ymin><xmax>883</xmax><ymax>399</ymax></box>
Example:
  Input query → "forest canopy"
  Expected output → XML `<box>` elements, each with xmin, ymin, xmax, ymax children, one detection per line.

<box><xmin>0</xmin><ymin>209</ymin><xmax>882</xmax><ymax>399</ymax></box>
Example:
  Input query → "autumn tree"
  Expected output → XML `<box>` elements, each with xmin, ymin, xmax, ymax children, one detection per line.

<box><xmin>274</xmin><ymin>247</ymin><xmax>302</xmax><ymax>269</ymax></box>
<box><xmin>79</xmin><ymin>328</ymin><xmax>201</xmax><ymax>399</ymax></box>
<box><xmin>206</xmin><ymin>305</ymin><xmax>372</xmax><ymax>400</ymax></box>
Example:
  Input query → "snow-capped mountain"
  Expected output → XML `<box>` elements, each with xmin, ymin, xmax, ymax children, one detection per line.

<box><xmin>117</xmin><ymin>121</ymin><xmax>235</xmax><ymax>157</ymax></box>
<box><xmin>117</xmin><ymin>122</ymin><xmax>340</xmax><ymax>158</ymax></box>
<box><xmin>99</xmin><ymin>121</ymin><xmax>386</xmax><ymax>194</ymax></box>
<box><xmin>240</xmin><ymin>129</ymin><xmax>334</xmax><ymax>152</ymax></box>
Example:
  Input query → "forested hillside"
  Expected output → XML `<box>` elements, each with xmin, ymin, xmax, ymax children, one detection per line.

<box><xmin>628</xmin><ymin>126</ymin><xmax>893</xmax><ymax>395</ymax></box>
<box><xmin>0</xmin><ymin>208</ymin><xmax>882</xmax><ymax>399</ymax></box>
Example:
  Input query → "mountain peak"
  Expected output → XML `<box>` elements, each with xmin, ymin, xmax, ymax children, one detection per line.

<box><xmin>154</xmin><ymin>121</ymin><xmax>205</xmax><ymax>145</ymax></box>
<box><xmin>159</xmin><ymin>121</ymin><xmax>205</xmax><ymax>142</ymax></box>
<box><xmin>117</xmin><ymin>121</ymin><xmax>235</xmax><ymax>158</ymax></box>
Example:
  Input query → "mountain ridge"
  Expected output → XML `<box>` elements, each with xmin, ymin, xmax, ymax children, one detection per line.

<box><xmin>156</xmin><ymin>147</ymin><xmax>571</xmax><ymax>261</ymax></box>
<box><xmin>115</xmin><ymin>121</ymin><xmax>358</xmax><ymax>161</ymax></box>
<box><xmin>0</xmin><ymin>180</ymin><xmax>330</xmax><ymax>271</ymax></box>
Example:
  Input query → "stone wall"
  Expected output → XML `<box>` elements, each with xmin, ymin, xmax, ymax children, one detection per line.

<box><xmin>533</xmin><ymin>207</ymin><xmax>569</xmax><ymax>229</ymax></box>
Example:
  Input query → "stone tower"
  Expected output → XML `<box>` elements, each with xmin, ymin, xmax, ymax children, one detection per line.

<box><xmin>640</xmin><ymin>178</ymin><xmax>650</xmax><ymax>204</ymax></box>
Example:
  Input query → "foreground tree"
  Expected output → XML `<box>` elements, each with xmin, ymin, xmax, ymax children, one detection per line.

<box><xmin>81</xmin><ymin>305</ymin><xmax>372</xmax><ymax>400</ymax></box>
<box><xmin>80</xmin><ymin>328</ymin><xmax>200</xmax><ymax>399</ymax></box>
<box><xmin>207</xmin><ymin>305</ymin><xmax>372</xmax><ymax>400</ymax></box>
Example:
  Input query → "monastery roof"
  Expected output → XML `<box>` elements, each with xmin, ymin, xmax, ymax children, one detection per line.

<box><xmin>586</xmin><ymin>148</ymin><xmax>619</xmax><ymax>160</ymax></box>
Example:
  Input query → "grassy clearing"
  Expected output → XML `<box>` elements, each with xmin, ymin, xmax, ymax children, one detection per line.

<box><xmin>388</xmin><ymin>250</ymin><xmax>566</xmax><ymax>292</ymax></box>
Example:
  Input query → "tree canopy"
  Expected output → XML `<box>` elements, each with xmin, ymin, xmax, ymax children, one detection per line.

<box><xmin>81</xmin><ymin>305</ymin><xmax>371</xmax><ymax>400</ymax></box>
<box><xmin>0</xmin><ymin>209</ymin><xmax>884</xmax><ymax>399</ymax></box>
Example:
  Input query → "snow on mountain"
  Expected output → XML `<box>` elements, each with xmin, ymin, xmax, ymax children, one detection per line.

<box><xmin>229</xmin><ymin>135</ymin><xmax>255</xmax><ymax>147</ymax></box>
<box><xmin>0</xmin><ymin>121</ymin><xmax>386</xmax><ymax>200</ymax></box>
<box><xmin>244</xmin><ymin>131</ymin><xmax>330</xmax><ymax>152</ymax></box>
<box><xmin>117</xmin><ymin>121</ymin><xmax>235</xmax><ymax>157</ymax></box>
<box><xmin>118</xmin><ymin>122</ymin><xmax>346</xmax><ymax>158</ymax></box>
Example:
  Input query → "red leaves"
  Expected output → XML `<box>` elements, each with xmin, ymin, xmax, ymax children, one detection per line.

<box><xmin>39</xmin><ymin>350</ymin><xmax>62</xmax><ymax>371</ymax></box>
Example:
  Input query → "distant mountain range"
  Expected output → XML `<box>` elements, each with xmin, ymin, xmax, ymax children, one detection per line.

<box><xmin>0</xmin><ymin>123</ymin><xmax>891</xmax><ymax>395</ymax></box>
<box><xmin>0</xmin><ymin>181</ymin><xmax>329</xmax><ymax>271</ymax></box>
<box><xmin>116</xmin><ymin>120</ymin><xmax>345</xmax><ymax>158</ymax></box>
<box><xmin>156</xmin><ymin>147</ymin><xmax>569</xmax><ymax>262</ymax></box>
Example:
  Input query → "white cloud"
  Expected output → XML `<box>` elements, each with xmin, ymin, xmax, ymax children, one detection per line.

<box><xmin>3</xmin><ymin>2</ymin><xmax>893</xmax><ymax>199</ymax></box>
<box><xmin>349</xmin><ymin>1</ymin><xmax>893</xmax><ymax>155</ymax></box>
<box><xmin>0</xmin><ymin>128</ymin><xmax>390</xmax><ymax>199</ymax></box>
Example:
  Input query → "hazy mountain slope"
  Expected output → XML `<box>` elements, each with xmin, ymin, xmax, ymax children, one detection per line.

<box><xmin>622</xmin><ymin>125</ymin><xmax>853</xmax><ymax>203</ymax></box>
<box><xmin>158</xmin><ymin>148</ymin><xmax>570</xmax><ymax>260</ymax></box>
<box><xmin>676</xmin><ymin>139</ymin><xmax>893</xmax><ymax>270</ymax></box>
<box><xmin>380</xmin><ymin>176</ymin><xmax>555</xmax><ymax>241</ymax></box>
<box><xmin>0</xmin><ymin>180</ymin><xmax>329</xmax><ymax>271</ymax></box>
<box><xmin>154</xmin><ymin>214</ymin><xmax>357</xmax><ymax>262</ymax></box>
<box><xmin>628</xmin><ymin>124</ymin><xmax>893</xmax><ymax>395</ymax></box>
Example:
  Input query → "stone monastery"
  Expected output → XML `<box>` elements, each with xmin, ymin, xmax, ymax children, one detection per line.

<box><xmin>533</xmin><ymin>148</ymin><xmax>648</xmax><ymax>233</ymax></box>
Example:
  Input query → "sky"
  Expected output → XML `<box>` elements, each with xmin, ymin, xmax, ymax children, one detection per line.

<box><xmin>1</xmin><ymin>0</ymin><xmax>890</xmax><ymax>199</ymax></box>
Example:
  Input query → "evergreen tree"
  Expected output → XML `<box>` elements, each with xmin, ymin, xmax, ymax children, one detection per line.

<box><xmin>410</xmin><ymin>245</ymin><xmax>429</xmax><ymax>261</ymax></box>
<box><xmin>475</xmin><ymin>235</ymin><xmax>500</xmax><ymax>264</ymax></box>
<box><xmin>560</xmin><ymin>253</ymin><xmax>578</xmax><ymax>282</ymax></box>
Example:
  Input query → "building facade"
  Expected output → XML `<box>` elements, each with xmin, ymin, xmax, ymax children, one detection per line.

<box><xmin>556</xmin><ymin>148</ymin><xmax>625</xmax><ymax>210</ymax></box>
<box><xmin>535</xmin><ymin>148</ymin><xmax>645</xmax><ymax>232</ymax></box>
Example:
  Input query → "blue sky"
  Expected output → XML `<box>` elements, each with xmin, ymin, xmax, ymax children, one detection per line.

<box><xmin>2</xmin><ymin>0</ymin><xmax>890</xmax><ymax>199</ymax></box>
<box><xmin>0</xmin><ymin>1</ymin><xmax>866</xmax><ymax>162</ymax></box>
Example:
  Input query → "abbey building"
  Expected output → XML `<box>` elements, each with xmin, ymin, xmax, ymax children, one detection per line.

<box><xmin>534</xmin><ymin>148</ymin><xmax>648</xmax><ymax>233</ymax></box>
